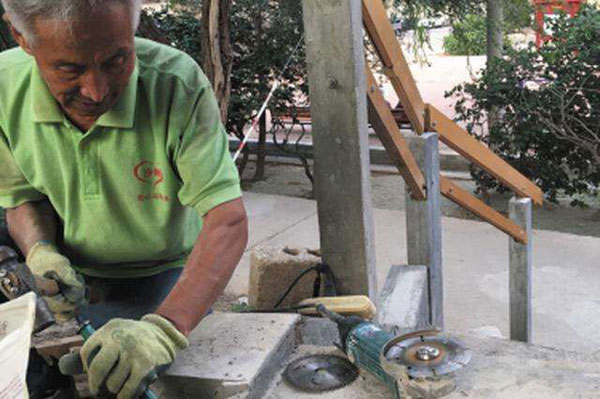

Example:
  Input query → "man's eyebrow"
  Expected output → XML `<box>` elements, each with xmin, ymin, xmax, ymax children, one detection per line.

<box><xmin>107</xmin><ymin>48</ymin><xmax>131</xmax><ymax>60</ymax></box>
<box><xmin>54</xmin><ymin>60</ymin><xmax>83</xmax><ymax>68</ymax></box>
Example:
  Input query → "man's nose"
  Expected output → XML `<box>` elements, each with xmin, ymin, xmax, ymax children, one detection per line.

<box><xmin>79</xmin><ymin>71</ymin><xmax>110</xmax><ymax>103</ymax></box>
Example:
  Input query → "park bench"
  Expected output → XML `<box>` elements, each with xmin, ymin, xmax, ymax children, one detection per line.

<box><xmin>272</xmin><ymin>105</ymin><xmax>411</xmax><ymax>127</ymax></box>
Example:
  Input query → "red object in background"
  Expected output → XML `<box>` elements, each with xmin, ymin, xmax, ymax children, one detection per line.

<box><xmin>534</xmin><ymin>0</ymin><xmax>584</xmax><ymax>47</ymax></box>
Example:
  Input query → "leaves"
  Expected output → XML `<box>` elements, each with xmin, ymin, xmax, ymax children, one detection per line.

<box><xmin>448</xmin><ymin>5</ymin><xmax>600</xmax><ymax>203</ymax></box>
<box><xmin>141</xmin><ymin>1</ymin><xmax>307</xmax><ymax>140</ymax></box>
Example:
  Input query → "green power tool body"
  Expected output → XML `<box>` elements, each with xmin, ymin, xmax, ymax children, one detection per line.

<box><xmin>316</xmin><ymin>305</ymin><xmax>471</xmax><ymax>399</ymax></box>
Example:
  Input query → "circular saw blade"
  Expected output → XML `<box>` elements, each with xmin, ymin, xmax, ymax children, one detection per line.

<box><xmin>384</xmin><ymin>335</ymin><xmax>471</xmax><ymax>379</ymax></box>
<box><xmin>283</xmin><ymin>354</ymin><xmax>358</xmax><ymax>392</ymax></box>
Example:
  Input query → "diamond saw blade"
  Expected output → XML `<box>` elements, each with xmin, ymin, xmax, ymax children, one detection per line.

<box><xmin>384</xmin><ymin>335</ymin><xmax>471</xmax><ymax>379</ymax></box>
<box><xmin>283</xmin><ymin>354</ymin><xmax>359</xmax><ymax>392</ymax></box>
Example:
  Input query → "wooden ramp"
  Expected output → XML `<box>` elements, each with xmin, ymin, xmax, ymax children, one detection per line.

<box><xmin>361</xmin><ymin>0</ymin><xmax>542</xmax><ymax>244</ymax></box>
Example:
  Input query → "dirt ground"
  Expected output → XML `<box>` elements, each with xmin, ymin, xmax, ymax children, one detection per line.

<box><xmin>241</xmin><ymin>161</ymin><xmax>600</xmax><ymax>238</ymax></box>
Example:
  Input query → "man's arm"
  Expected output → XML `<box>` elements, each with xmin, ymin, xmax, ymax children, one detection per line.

<box><xmin>6</xmin><ymin>199</ymin><xmax>57</xmax><ymax>255</ymax></box>
<box><xmin>155</xmin><ymin>197</ymin><xmax>248</xmax><ymax>336</ymax></box>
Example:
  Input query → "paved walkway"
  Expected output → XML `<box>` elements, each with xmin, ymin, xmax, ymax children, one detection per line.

<box><xmin>225</xmin><ymin>192</ymin><xmax>600</xmax><ymax>355</ymax></box>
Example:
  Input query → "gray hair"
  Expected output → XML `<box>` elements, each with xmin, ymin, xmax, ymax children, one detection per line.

<box><xmin>1</xmin><ymin>0</ymin><xmax>142</xmax><ymax>43</ymax></box>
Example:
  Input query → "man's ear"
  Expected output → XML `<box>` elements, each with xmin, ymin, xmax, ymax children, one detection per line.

<box><xmin>3</xmin><ymin>13</ymin><xmax>34</xmax><ymax>55</ymax></box>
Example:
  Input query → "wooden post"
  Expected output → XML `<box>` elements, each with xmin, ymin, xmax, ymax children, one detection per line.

<box><xmin>302</xmin><ymin>0</ymin><xmax>377</xmax><ymax>298</ymax></box>
<box><xmin>509</xmin><ymin>197</ymin><xmax>533</xmax><ymax>343</ymax></box>
<box><xmin>405</xmin><ymin>133</ymin><xmax>443</xmax><ymax>328</ymax></box>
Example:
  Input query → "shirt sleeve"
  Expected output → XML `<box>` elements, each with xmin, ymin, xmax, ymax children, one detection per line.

<box><xmin>0</xmin><ymin>127</ymin><xmax>45</xmax><ymax>208</ymax></box>
<box><xmin>173</xmin><ymin>73</ymin><xmax>241</xmax><ymax>217</ymax></box>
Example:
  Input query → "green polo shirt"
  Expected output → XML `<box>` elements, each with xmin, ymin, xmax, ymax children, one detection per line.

<box><xmin>0</xmin><ymin>38</ymin><xmax>241</xmax><ymax>278</ymax></box>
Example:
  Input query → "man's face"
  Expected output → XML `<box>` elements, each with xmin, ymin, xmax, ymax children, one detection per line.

<box><xmin>18</xmin><ymin>4</ymin><xmax>136</xmax><ymax>126</ymax></box>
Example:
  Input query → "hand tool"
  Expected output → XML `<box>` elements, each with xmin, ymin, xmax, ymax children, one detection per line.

<box><xmin>75</xmin><ymin>315</ymin><xmax>159</xmax><ymax>399</ymax></box>
<box><xmin>0</xmin><ymin>246</ymin><xmax>56</xmax><ymax>332</ymax></box>
<box><xmin>316</xmin><ymin>305</ymin><xmax>471</xmax><ymax>399</ymax></box>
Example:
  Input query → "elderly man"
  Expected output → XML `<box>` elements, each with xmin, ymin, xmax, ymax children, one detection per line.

<box><xmin>0</xmin><ymin>0</ymin><xmax>248</xmax><ymax>397</ymax></box>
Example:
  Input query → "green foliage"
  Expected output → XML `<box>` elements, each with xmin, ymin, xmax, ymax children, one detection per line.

<box><xmin>447</xmin><ymin>5</ymin><xmax>600</xmax><ymax>203</ymax></box>
<box><xmin>227</xmin><ymin>0</ymin><xmax>306</xmax><ymax>137</ymax></box>
<box><xmin>443</xmin><ymin>14</ymin><xmax>487</xmax><ymax>56</ymax></box>
<box><xmin>442</xmin><ymin>0</ymin><xmax>533</xmax><ymax>56</ymax></box>
<box><xmin>141</xmin><ymin>1</ymin><xmax>307</xmax><ymax>140</ymax></box>
<box><xmin>0</xmin><ymin>4</ymin><xmax>17</xmax><ymax>51</ymax></box>
<box><xmin>503</xmin><ymin>0</ymin><xmax>534</xmax><ymax>32</ymax></box>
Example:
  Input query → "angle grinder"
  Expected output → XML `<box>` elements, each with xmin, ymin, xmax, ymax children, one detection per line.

<box><xmin>312</xmin><ymin>305</ymin><xmax>471</xmax><ymax>398</ymax></box>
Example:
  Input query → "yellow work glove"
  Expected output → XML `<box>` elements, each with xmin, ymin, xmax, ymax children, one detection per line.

<box><xmin>63</xmin><ymin>315</ymin><xmax>188</xmax><ymax>399</ymax></box>
<box><xmin>26</xmin><ymin>241</ymin><xmax>86</xmax><ymax>321</ymax></box>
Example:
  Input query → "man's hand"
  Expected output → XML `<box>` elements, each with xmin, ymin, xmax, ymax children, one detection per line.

<box><xmin>65</xmin><ymin>315</ymin><xmax>188</xmax><ymax>399</ymax></box>
<box><xmin>27</xmin><ymin>241</ymin><xmax>86</xmax><ymax>321</ymax></box>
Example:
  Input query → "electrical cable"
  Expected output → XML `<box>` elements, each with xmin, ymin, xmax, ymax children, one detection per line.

<box><xmin>236</xmin><ymin>263</ymin><xmax>337</xmax><ymax>314</ymax></box>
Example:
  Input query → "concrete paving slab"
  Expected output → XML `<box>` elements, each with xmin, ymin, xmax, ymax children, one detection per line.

<box><xmin>229</xmin><ymin>192</ymin><xmax>600</xmax><ymax>354</ymax></box>
<box><xmin>156</xmin><ymin>312</ymin><xmax>300</xmax><ymax>399</ymax></box>
<box><xmin>243</xmin><ymin>192</ymin><xmax>317</xmax><ymax>249</ymax></box>
<box><xmin>447</xmin><ymin>335</ymin><xmax>600</xmax><ymax>399</ymax></box>
<box><xmin>263</xmin><ymin>337</ymin><xmax>600</xmax><ymax>399</ymax></box>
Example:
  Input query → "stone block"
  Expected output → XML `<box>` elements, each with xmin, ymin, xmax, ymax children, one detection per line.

<box><xmin>156</xmin><ymin>312</ymin><xmax>300</xmax><ymax>399</ymax></box>
<box><xmin>249</xmin><ymin>246</ymin><xmax>321</xmax><ymax>309</ymax></box>
<box><xmin>377</xmin><ymin>265</ymin><xmax>429</xmax><ymax>333</ymax></box>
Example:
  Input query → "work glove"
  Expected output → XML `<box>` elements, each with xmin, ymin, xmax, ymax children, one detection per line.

<box><xmin>26</xmin><ymin>241</ymin><xmax>86</xmax><ymax>321</ymax></box>
<box><xmin>60</xmin><ymin>314</ymin><xmax>188</xmax><ymax>399</ymax></box>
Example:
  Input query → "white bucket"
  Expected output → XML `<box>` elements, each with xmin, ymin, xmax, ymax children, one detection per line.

<box><xmin>0</xmin><ymin>293</ymin><xmax>36</xmax><ymax>399</ymax></box>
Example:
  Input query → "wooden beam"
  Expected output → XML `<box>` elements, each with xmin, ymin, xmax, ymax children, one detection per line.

<box><xmin>428</xmin><ymin>105</ymin><xmax>543</xmax><ymax>205</ymax></box>
<box><xmin>362</xmin><ymin>0</ymin><xmax>425</xmax><ymax>134</ymax></box>
<box><xmin>365</xmin><ymin>67</ymin><xmax>427</xmax><ymax>200</ymax></box>
<box><xmin>440</xmin><ymin>177</ymin><xmax>528</xmax><ymax>243</ymax></box>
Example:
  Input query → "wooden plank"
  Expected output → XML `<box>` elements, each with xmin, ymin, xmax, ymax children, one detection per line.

<box><xmin>440</xmin><ymin>177</ymin><xmax>528</xmax><ymax>243</ymax></box>
<box><xmin>302</xmin><ymin>0</ymin><xmax>377</xmax><ymax>298</ymax></box>
<box><xmin>428</xmin><ymin>105</ymin><xmax>543</xmax><ymax>205</ymax></box>
<box><xmin>362</xmin><ymin>0</ymin><xmax>425</xmax><ymax>134</ymax></box>
<box><xmin>365</xmin><ymin>67</ymin><xmax>427</xmax><ymax>200</ymax></box>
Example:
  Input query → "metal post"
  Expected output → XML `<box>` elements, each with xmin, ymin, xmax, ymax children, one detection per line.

<box><xmin>405</xmin><ymin>133</ymin><xmax>443</xmax><ymax>329</ymax></box>
<box><xmin>301</xmin><ymin>0</ymin><xmax>377</xmax><ymax>298</ymax></box>
<box><xmin>509</xmin><ymin>197</ymin><xmax>532</xmax><ymax>343</ymax></box>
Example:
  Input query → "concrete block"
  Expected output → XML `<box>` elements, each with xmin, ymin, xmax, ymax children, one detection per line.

<box><xmin>377</xmin><ymin>265</ymin><xmax>430</xmax><ymax>333</ymax></box>
<box><xmin>156</xmin><ymin>312</ymin><xmax>300</xmax><ymax>399</ymax></box>
<box><xmin>298</xmin><ymin>317</ymin><xmax>340</xmax><ymax>347</ymax></box>
<box><xmin>248</xmin><ymin>246</ymin><xmax>321</xmax><ymax>309</ymax></box>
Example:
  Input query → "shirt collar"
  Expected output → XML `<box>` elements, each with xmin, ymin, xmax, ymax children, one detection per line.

<box><xmin>31</xmin><ymin>60</ymin><xmax>139</xmax><ymax>129</ymax></box>
<box><xmin>30</xmin><ymin>66</ymin><xmax>64</xmax><ymax>124</ymax></box>
<box><xmin>96</xmin><ymin>61</ymin><xmax>139</xmax><ymax>129</ymax></box>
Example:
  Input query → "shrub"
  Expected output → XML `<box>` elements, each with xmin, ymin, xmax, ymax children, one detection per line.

<box><xmin>447</xmin><ymin>5</ymin><xmax>600</xmax><ymax>204</ymax></box>
<box><xmin>443</xmin><ymin>14</ymin><xmax>487</xmax><ymax>55</ymax></box>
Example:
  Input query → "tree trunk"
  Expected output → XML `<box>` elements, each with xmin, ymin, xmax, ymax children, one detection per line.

<box><xmin>486</xmin><ymin>0</ymin><xmax>504</xmax><ymax>144</ymax></box>
<box><xmin>201</xmin><ymin>0</ymin><xmax>233</xmax><ymax>124</ymax></box>
<box><xmin>486</xmin><ymin>0</ymin><xmax>504</xmax><ymax>61</ymax></box>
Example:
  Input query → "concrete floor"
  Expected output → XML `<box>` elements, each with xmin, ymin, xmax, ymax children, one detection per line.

<box><xmin>225</xmin><ymin>192</ymin><xmax>600</xmax><ymax>355</ymax></box>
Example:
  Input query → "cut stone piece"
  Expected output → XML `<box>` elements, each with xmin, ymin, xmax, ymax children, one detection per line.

<box><xmin>155</xmin><ymin>312</ymin><xmax>300</xmax><ymax>399</ymax></box>
<box><xmin>377</xmin><ymin>265</ymin><xmax>430</xmax><ymax>333</ymax></box>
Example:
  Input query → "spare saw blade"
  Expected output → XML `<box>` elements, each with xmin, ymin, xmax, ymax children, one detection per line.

<box><xmin>283</xmin><ymin>354</ymin><xmax>359</xmax><ymax>392</ymax></box>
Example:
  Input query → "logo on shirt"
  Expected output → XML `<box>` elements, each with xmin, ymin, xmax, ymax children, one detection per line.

<box><xmin>134</xmin><ymin>160</ymin><xmax>170</xmax><ymax>204</ymax></box>
<box><xmin>133</xmin><ymin>161</ymin><xmax>164</xmax><ymax>187</ymax></box>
